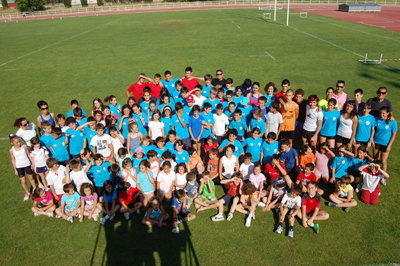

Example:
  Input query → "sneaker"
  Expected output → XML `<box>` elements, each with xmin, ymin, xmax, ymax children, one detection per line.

<box><xmin>227</xmin><ymin>212</ymin><xmax>234</xmax><ymax>221</ymax></box>
<box><xmin>257</xmin><ymin>201</ymin><xmax>266</xmax><ymax>208</ymax></box>
<box><xmin>110</xmin><ymin>214</ymin><xmax>115</xmax><ymax>221</ymax></box>
<box><xmin>100</xmin><ymin>217</ymin><xmax>107</xmax><ymax>225</ymax></box>
<box><xmin>381</xmin><ymin>178</ymin><xmax>387</xmax><ymax>186</ymax></box>
<box><xmin>124</xmin><ymin>212</ymin><xmax>130</xmax><ymax>220</ymax></box>
<box><xmin>23</xmin><ymin>193</ymin><xmax>29</xmax><ymax>201</ymax></box>
<box><xmin>252</xmin><ymin>213</ymin><xmax>256</xmax><ymax>220</ymax></box>
<box><xmin>211</xmin><ymin>213</ymin><xmax>224</xmax><ymax>222</ymax></box>
<box><xmin>67</xmin><ymin>216</ymin><xmax>73</xmax><ymax>223</ymax></box>
<box><xmin>172</xmin><ymin>226</ymin><xmax>180</xmax><ymax>234</ymax></box>
<box><xmin>55</xmin><ymin>215</ymin><xmax>61</xmax><ymax>219</ymax></box>
<box><xmin>93</xmin><ymin>214</ymin><xmax>99</xmax><ymax>221</ymax></box>
<box><xmin>355</xmin><ymin>184</ymin><xmax>362</xmax><ymax>193</ymax></box>
<box><xmin>34</xmin><ymin>213</ymin><xmax>39</xmax><ymax>217</ymax></box>
<box><xmin>312</xmin><ymin>223</ymin><xmax>319</xmax><ymax>234</ymax></box>
<box><xmin>343</xmin><ymin>207</ymin><xmax>350</xmax><ymax>212</ymax></box>
<box><xmin>46</xmin><ymin>212</ymin><xmax>53</xmax><ymax>218</ymax></box>
<box><xmin>328</xmin><ymin>202</ymin><xmax>338</xmax><ymax>207</ymax></box>
<box><xmin>245</xmin><ymin>214</ymin><xmax>252</xmax><ymax>227</ymax></box>
<box><xmin>288</xmin><ymin>228</ymin><xmax>294</xmax><ymax>238</ymax></box>
<box><xmin>275</xmin><ymin>224</ymin><xmax>283</xmax><ymax>234</ymax></box>
<box><xmin>176</xmin><ymin>218</ymin><xmax>183</xmax><ymax>224</ymax></box>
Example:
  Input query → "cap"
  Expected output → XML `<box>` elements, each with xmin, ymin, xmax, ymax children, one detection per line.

<box><xmin>275</xmin><ymin>177</ymin><xmax>286</xmax><ymax>188</ymax></box>
<box><xmin>135</xmin><ymin>147</ymin><xmax>144</xmax><ymax>154</ymax></box>
<box><xmin>240</xmin><ymin>97</ymin><xmax>250</xmax><ymax>106</ymax></box>
<box><xmin>187</xmin><ymin>95</ymin><xmax>194</xmax><ymax>102</ymax></box>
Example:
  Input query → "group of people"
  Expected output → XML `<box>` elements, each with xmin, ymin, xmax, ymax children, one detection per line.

<box><xmin>9</xmin><ymin>67</ymin><xmax>396</xmax><ymax>238</ymax></box>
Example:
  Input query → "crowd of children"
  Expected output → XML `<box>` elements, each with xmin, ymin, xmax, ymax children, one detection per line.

<box><xmin>9</xmin><ymin>67</ymin><xmax>397</xmax><ymax>238</ymax></box>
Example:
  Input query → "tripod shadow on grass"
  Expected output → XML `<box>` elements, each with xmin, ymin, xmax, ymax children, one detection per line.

<box><xmin>90</xmin><ymin>214</ymin><xmax>200</xmax><ymax>266</ymax></box>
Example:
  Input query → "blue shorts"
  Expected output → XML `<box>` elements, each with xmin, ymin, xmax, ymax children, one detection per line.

<box><xmin>36</xmin><ymin>166</ymin><xmax>48</xmax><ymax>173</ymax></box>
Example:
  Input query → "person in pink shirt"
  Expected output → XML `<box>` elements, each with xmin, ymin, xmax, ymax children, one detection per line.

<box><xmin>249</xmin><ymin>163</ymin><xmax>267</xmax><ymax>204</ymax></box>
<box><xmin>32</xmin><ymin>188</ymin><xmax>56</xmax><ymax>217</ymax></box>
<box><xmin>333</xmin><ymin>80</ymin><xmax>349</xmax><ymax>111</ymax></box>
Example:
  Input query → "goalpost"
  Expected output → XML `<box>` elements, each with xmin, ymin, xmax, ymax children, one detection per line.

<box><xmin>260</xmin><ymin>0</ymin><xmax>307</xmax><ymax>26</ymax></box>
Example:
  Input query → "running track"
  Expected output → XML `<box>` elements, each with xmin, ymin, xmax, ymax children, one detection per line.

<box><xmin>1</xmin><ymin>4</ymin><xmax>400</xmax><ymax>33</ymax></box>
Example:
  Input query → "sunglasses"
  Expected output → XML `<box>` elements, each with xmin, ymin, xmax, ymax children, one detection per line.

<box><xmin>336</xmin><ymin>85</ymin><xmax>344</xmax><ymax>88</ymax></box>
<box><xmin>216</xmin><ymin>73</ymin><xmax>223</xmax><ymax>76</ymax></box>
<box><xmin>377</xmin><ymin>91</ymin><xmax>387</xmax><ymax>95</ymax></box>
<box><xmin>22</xmin><ymin>121</ymin><xmax>29</xmax><ymax>127</ymax></box>
<box><xmin>41</xmin><ymin>107</ymin><xmax>48</xmax><ymax>110</ymax></box>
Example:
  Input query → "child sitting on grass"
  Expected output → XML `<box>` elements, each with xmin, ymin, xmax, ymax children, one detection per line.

<box><xmin>274</xmin><ymin>185</ymin><xmax>302</xmax><ymax>238</ymax></box>
<box><xmin>327</xmin><ymin>175</ymin><xmax>357</xmax><ymax>212</ymax></box>
<box><xmin>79</xmin><ymin>183</ymin><xmax>102</xmax><ymax>222</ymax></box>
<box><xmin>298</xmin><ymin>181</ymin><xmax>329</xmax><ymax>234</ymax></box>
<box><xmin>211</xmin><ymin>172</ymin><xmax>244</xmax><ymax>222</ymax></box>
<box><xmin>172</xmin><ymin>190</ymin><xmax>196</xmax><ymax>234</ymax></box>
<box><xmin>32</xmin><ymin>187</ymin><xmax>56</xmax><ymax>217</ymax></box>
<box><xmin>100</xmin><ymin>180</ymin><xmax>120</xmax><ymax>225</ymax></box>
<box><xmin>142</xmin><ymin>197</ymin><xmax>169</xmax><ymax>229</ymax></box>
<box><xmin>55</xmin><ymin>183</ymin><xmax>81</xmax><ymax>223</ymax></box>
<box><xmin>296</xmin><ymin>163</ymin><xmax>324</xmax><ymax>195</ymax></box>
<box><xmin>263</xmin><ymin>177</ymin><xmax>286</xmax><ymax>212</ymax></box>
<box><xmin>194</xmin><ymin>172</ymin><xmax>218</xmax><ymax>212</ymax></box>
<box><xmin>118</xmin><ymin>181</ymin><xmax>142</xmax><ymax>220</ymax></box>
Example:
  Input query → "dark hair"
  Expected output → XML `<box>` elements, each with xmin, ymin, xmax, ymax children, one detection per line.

<box><xmin>267</xmin><ymin>132</ymin><xmax>277</xmax><ymax>140</ymax></box>
<box><xmin>185</xmin><ymin>66</ymin><xmax>193</xmax><ymax>72</ymax></box>
<box><xmin>139</xmin><ymin>159</ymin><xmax>150</xmax><ymax>169</ymax></box>
<box><xmin>328</xmin><ymin>98</ymin><xmax>337</xmax><ymax>106</ymax></box>
<box><xmin>192</xmin><ymin>105</ymin><xmax>201</xmax><ymax>113</ymax></box>
<box><xmin>70</xmin><ymin>99</ymin><xmax>79</xmax><ymax>106</ymax></box>
<box><xmin>147</xmin><ymin>150</ymin><xmax>157</xmax><ymax>158</ymax></box>
<box><xmin>174</xmin><ymin>189</ymin><xmax>186</xmax><ymax>199</ymax></box>
<box><xmin>80</xmin><ymin>182</ymin><xmax>94</xmax><ymax>196</ymax></box>
<box><xmin>65</xmin><ymin>117</ymin><xmax>76</xmax><ymax>125</ymax></box>
<box><xmin>341</xmin><ymin>101</ymin><xmax>357</xmax><ymax>118</ymax></box>
<box><xmin>103</xmin><ymin>180</ymin><xmax>114</xmax><ymax>196</ymax></box>
<box><xmin>73</xmin><ymin>107</ymin><xmax>83</xmax><ymax>117</ymax></box>
<box><xmin>243</xmin><ymin>153</ymin><xmax>252</xmax><ymax>160</ymax></box>
<box><xmin>63</xmin><ymin>183</ymin><xmax>74</xmax><ymax>193</ymax></box>
<box><xmin>37</xmin><ymin>100</ymin><xmax>48</xmax><ymax>109</ymax></box>
<box><xmin>336</xmin><ymin>80</ymin><xmax>345</xmax><ymax>86</ymax></box>
<box><xmin>228</xmin><ymin>128</ymin><xmax>238</xmax><ymax>136</ymax></box>
<box><xmin>164</xmin><ymin>70</ymin><xmax>171</xmax><ymax>76</ymax></box>
<box><xmin>281</xmin><ymin>79</ymin><xmax>290</xmax><ymax>86</ymax></box>
<box><xmin>57</xmin><ymin>114</ymin><xmax>66</xmax><ymax>121</ymax></box>
<box><xmin>175</xmin><ymin>102</ymin><xmax>184</xmax><ymax>111</ymax></box>
<box><xmin>305</xmin><ymin>163</ymin><xmax>315</xmax><ymax>171</ymax></box>
<box><xmin>176</xmin><ymin>162</ymin><xmax>187</xmax><ymax>173</ymax></box>
<box><xmin>46</xmin><ymin>158</ymin><xmax>58</xmax><ymax>168</ymax></box>
<box><xmin>13</xmin><ymin>117</ymin><xmax>27</xmax><ymax>127</ymax></box>
<box><xmin>117</xmin><ymin>181</ymin><xmax>131</xmax><ymax>193</ymax></box>
<box><xmin>354</xmin><ymin>88</ymin><xmax>363</xmax><ymax>95</ymax></box>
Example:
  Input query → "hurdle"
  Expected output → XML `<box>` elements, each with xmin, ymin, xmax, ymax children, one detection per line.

<box><xmin>359</xmin><ymin>53</ymin><xmax>400</xmax><ymax>65</ymax></box>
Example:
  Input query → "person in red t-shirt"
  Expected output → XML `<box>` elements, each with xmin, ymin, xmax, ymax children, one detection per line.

<box><xmin>118</xmin><ymin>181</ymin><xmax>142</xmax><ymax>220</ymax></box>
<box><xmin>181</xmin><ymin>66</ymin><xmax>201</xmax><ymax>93</ymax></box>
<box><xmin>207</xmin><ymin>147</ymin><xmax>220</xmax><ymax>180</ymax></box>
<box><xmin>274</xmin><ymin>79</ymin><xmax>290</xmax><ymax>103</ymax></box>
<box><xmin>298</xmin><ymin>181</ymin><xmax>329</xmax><ymax>234</ymax></box>
<box><xmin>211</xmin><ymin>172</ymin><xmax>244</xmax><ymax>222</ymax></box>
<box><xmin>141</xmin><ymin>73</ymin><xmax>163</xmax><ymax>99</ymax></box>
<box><xmin>296</xmin><ymin>163</ymin><xmax>324</xmax><ymax>195</ymax></box>
<box><xmin>264</xmin><ymin>154</ymin><xmax>292</xmax><ymax>188</ymax></box>
<box><xmin>126</xmin><ymin>74</ymin><xmax>147</xmax><ymax>101</ymax></box>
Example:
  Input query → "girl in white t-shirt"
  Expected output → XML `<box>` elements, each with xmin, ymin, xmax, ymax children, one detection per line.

<box><xmin>174</xmin><ymin>163</ymin><xmax>188</xmax><ymax>190</ymax></box>
<box><xmin>109</xmin><ymin>127</ymin><xmax>125</xmax><ymax>156</ymax></box>
<box><xmin>121</xmin><ymin>158</ymin><xmax>137</xmax><ymax>189</ymax></box>
<box><xmin>29</xmin><ymin>137</ymin><xmax>49</xmax><ymax>188</ymax></box>
<box><xmin>148</xmin><ymin>110</ymin><xmax>165</xmax><ymax>141</ymax></box>
<box><xmin>219</xmin><ymin>145</ymin><xmax>239</xmax><ymax>184</ymax></box>
<box><xmin>156</xmin><ymin>161</ymin><xmax>176</xmax><ymax>202</ymax></box>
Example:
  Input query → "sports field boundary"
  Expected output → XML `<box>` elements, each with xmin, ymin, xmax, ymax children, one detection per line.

<box><xmin>1</xmin><ymin>1</ymin><xmax>399</xmax><ymax>22</ymax></box>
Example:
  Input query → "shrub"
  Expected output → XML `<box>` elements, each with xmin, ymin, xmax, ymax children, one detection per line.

<box><xmin>63</xmin><ymin>0</ymin><xmax>71</xmax><ymax>7</ymax></box>
<box><xmin>1</xmin><ymin>0</ymin><xmax>8</xmax><ymax>9</ymax></box>
<box><xmin>30</xmin><ymin>0</ymin><xmax>46</xmax><ymax>10</ymax></box>
<box><xmin>96</xmin><ymin>0</ymin><xmax>103</xmax><ymax>6</ymax></box>
<box><xmin>16</xmin><ymin>0</ymin><xmax>30</xmax><ymax>11</ymax></box>
<box><xmin>80</xmin><ymin>0</ymin><xmax>87</xmax><ymax>6</ymax></box>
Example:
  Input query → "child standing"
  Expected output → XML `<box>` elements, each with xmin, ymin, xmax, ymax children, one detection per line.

<box><xmin>299</xmin><ymin>145</ymin><xmax>315</xmax><ymax>171</ymax></box>
<box><xmin>79</xmin><ymin>183</ymin><xmax>102</xmax><ymax>222</ymax></box>
<box><xmin>9</xmin><ymin>134</ymin><xmax>36</xmax><ymax>200</ymax></box>
<box><xmin>49</xmin><ymin>127</ymin><xmax>69</xmax><ymax>165</ymax></box>
<box><xmin>172</xmin><ymin>102</ymin><xmax>191</xmax><ymax>149</ymax></box>
<box><xmin>148</xmin><ymin>110</ymin><xmax>165</xmax><ymax>140</ymax></box>
<box><xmin>136</xmin><ymin>160</ymin><xmax>156</xmax><ymax>207</ymax></box>
<box><xmin>126</xmin><ymin>122</ymin><xmax>144</xmax><ymax>156</ymax></box>
<box><xmin>100</xmin><ymin>180</ymin><xmax>120</xmax><ymax>225</ymax></box>
<box><xmin>29</xmin><ymin>137</ymin><xmax>49</xmax><ymax>189</ymax></box>
<box><xmin>188</xmin><ymin>105</ymin><xmax>204</xmax><ymax>154</ymax></box>
<box><xmin>242</xmin><ymin>128</ymin><xmax>263</xmax><ymax>163</ymax></box>
<box><xmin>314</xmin><ymin>143</ymin><xmax>335</xmax><ymax>183</ymax></box>
<box><xmin>239</xmin><ymin>153</ymin><xmax>254</xmax><ymax>181</ymax></box>
<box><xmin>46</xmin><ymin>158</ymin><xmax>70</xmax><ymax>203</ymax></box>
<box><xmin>213</xmin><ymin>104</ymin><xmax>229</xmax><ymax>144</ymax></box>
<box><xmin>280</xmin><ymin>139</ymin><xmax>299</xmax><ymax>181</ymax></box>
<box><xmin>90</xmin><ymin>123</ymin><xmax>114</xmax><ymax>163</ymax></box>
<box><xmin>265</xmin><ymin>102</ymin><xmax>283</xmax><ymax>137</ymax></box>
<box><xmin>156</xmin><ymin>161</ymin><xmax>176</xmax><ymax>202</ymax></box>
<box><xmin>65</xmin><ymin>117</ymin><xmax>86</xmax><ymax>159</ymax></box>
<box><xmin>88</xmin><ymin>154</ymin><xmax>111</xmax><ymax>199</ymax></box>
<box><xmin>69</xmin><ymin>158</ymin><xmax>93</xmax><ymax>193</ymax></box>
<box><xmin>207</xmin><ymin>148</ymin><xmax>220</xmax><ymax>180</ymax></box>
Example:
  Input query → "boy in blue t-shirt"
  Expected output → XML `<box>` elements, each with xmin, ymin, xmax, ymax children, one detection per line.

<box><xmin>224</xmin><ymin>102</ymin><xmax>236</xmax><ymax>122</ymax></box>
<box><xmin>201</xmin><ymin>74</ymin><xmax>214</xmax><ymax>98</ymax></box>
<box><xmin>204</xmin><ymin>87</ymin><xmax>221</xmax><ymax>114</ymax></box>
<box><xmin>55</xmin><ymin>183</ymin><xmax>81</xmax><ymax>223</ymax></box>
<box><xmin>229</xmin><ymin>109</ymin><xmax>248</xmax><ymax>141</ymax></box>
<box><xmin>49</xmin><ymin>127</ymin><xmax>70</xmax><ymax>165</ymax></box>
<box><xmin>261</xmin><ymin>132</ymin><xmax>280</xmax><ymax>165</ymax></box>
<box><xmin>200</xmin><ymin>103</ymin><xmax>214</xmax><ymax>140</ymax></box>
<box><xmin>67</xmin><ymin>99</ymin><xmax>87</xmax><ymax>118</ymax></box>
<box><xmin>65</xmin><ymin>117</ymin><xmax>86</xmax><ymax>159</ymax></box>
<box><xmin>239</xmin><ymin>97</ymin><xmax>253</xmax><ymax>124</ymax></box>
<box><xmin>249</xmin><ymin>109</ymin><xmax>267</xmax><ymax>137</ymax></box>
<box><xmin>330</xmin><ymin>146</ymin><xmax>354</xmax><ymax>183</ymax></box>
<box><xmin>172</xmin><ymin>102</ymin><xmax>191</xmax><ymax>149</ymax></box>
<box><xmin>88</xmin><ymin>154</ymin><xmax>111</xmax><ymax>198</ymax></box>
<box><xmin>242</xmin><ymin>128</ymin><xmax>263</xmax><ymax>163</ymax></box>
<box><xmin>40</xmin><ymin>121</ymin><xmax>55</xmax><ymax>155</ymax></box>
<box><xmin>218</xmin><ymin>129</ymin><xmax>244</xmax><ymax>159</ymax></box>
<box><xmin>349</xmin><ymin>145</ymin><xmax>372</xmax><ymax>177</ymax></box>
<box><xmin>172</xmin><ymin>189</ymin><xmax>196</xmax><ymax>234</ymax></box>
<box><xmin>188</xmin><ymin>105</ymin><xmax>205</xmax><ymax>154</ymax></box>
<box><xmin>280</xmin><ymin>140</ymin><xmax>298</xmax><ymax>179</ymax></box>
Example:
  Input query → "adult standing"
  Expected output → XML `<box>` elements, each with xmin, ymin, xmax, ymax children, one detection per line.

<box><xmin>36</xmin><ymin>100</ymin><xmax>57</xmax><ymax>136</ymax></box>
<box><xmin>14</xmin><ymin>117</ymin><xmax>37</xmax><ymax>148</ymax></box>
<box><xmin>211</xmin><ymin>69</ymin><xmax>227</xmax><ymax>89</ymax></box>
<box><xmin>333</xmin><ymin>80</ymin><xmax>349</xmax><ymax>111</ymax></box>
<box><xmin>366</xmin><ymin>87</ymin><xmax>393</xmax><ymax>117</ymax></box>
<box><xmin>126</xmin><ymin>74</ymin><xmax>147</xmax><ymax>101</ymax></box>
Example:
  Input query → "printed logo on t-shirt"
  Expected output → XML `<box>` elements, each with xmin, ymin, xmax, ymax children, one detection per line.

<box><xmin>333</xmin><ymin>118</ymin><xmax>336</xmax><ymax>120</ymax></box>
<box><xmin>342</xmin><ymin>160</ymin><xmax>346</xmax><ymax>164</ymax></box>
<box><xmin>96</xmin><ymin>170</ymin><xmax>101</xmax><ymax>173</ymax></box>
<box><xmin>385</xmin><ymin>125</ymin><xmax>389</xmax><ymax>129</ymax></box>
<box><xmin>366</xmin><ymin>121</ymin><xmax>370</xmax><ymax>125</ymax></box>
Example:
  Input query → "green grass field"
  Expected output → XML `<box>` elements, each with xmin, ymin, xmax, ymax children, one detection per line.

<box><xmin>0</xmin><ymin>8</ymin><xmax>399</xmax><ymax>265</ymax></box>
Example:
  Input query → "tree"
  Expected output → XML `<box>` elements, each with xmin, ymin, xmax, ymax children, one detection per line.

<box><xmin>1</xmin><ymin>0</ymin><xmax>9</xmax><ymax>9</ymax></box>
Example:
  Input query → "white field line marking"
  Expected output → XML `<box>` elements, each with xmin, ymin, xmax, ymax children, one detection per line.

<box><xmin>0</xmin><ymin>137</ymin><xmax>10</xmax><ymax>140</ymax></box>
<box><xmin>265</xmin><ymin>50</ymin><xmax>275</xmax><ymax>60</ymax></box>
<box><xmin>0</xmin><ymin>21</ymin><xmax>112</xmax><ymax>68</ymax></box>
<box><xmin>289</xmin><ymin>26</ymin><xmax>364</xmax><ymax>58</ymax></box>
<box><xmin>306</xmin><ymin>16</ymin><xmax>400</xmax><ymax>43</ymax></box>
<box><xmin>232</xmin><ymin>20</ymin><xmax>241</xmax><ymax>29</ymax></box>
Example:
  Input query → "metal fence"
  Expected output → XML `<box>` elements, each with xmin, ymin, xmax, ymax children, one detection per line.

<box><xmin>1</xmin><ymin>0</ymin><xmax>398</xmax><ymax>20</ymax></box>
